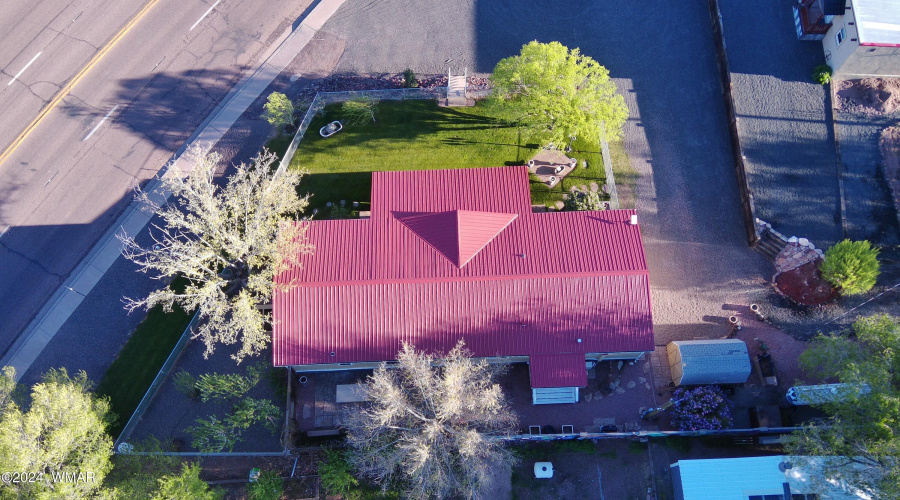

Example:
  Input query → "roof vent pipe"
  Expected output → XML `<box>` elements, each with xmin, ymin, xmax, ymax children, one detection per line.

<box><xmin>630</xmin><ymin>214</ymin><xmax>638</xmax><ymax>225</ymax></box>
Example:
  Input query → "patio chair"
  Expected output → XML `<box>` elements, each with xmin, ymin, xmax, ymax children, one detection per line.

<box><xmin>562</xmin><ymin>425</ymin><xmax>574</xmax><ymax>434</ymax></box>
<box><xmin>529</xmin><ymin>425</ymin><xmax>541</xmax><ymax>435</ymax></box>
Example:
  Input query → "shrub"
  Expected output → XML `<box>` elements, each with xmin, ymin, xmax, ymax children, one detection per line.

<box><xmin>173</xmin><ymin>370</ymin><xmax>199</xmax><ymax>399</ymax></box>
<box><xmin>564</xmin><ymin>186</ymin><xmax>607</xmax><ymax>211</ymax></box>
<box><xmin>813</xmin><ymin>64</ymin><xmax>832</xmax><ymax>85</ymax></box>
<box><xmin>319</xmin><ymin>449</ymin><xmax>360</xmax><ymax>500</ymax></box>
<box><xmin>342</xmin><ymin>97</ymin><xmax>379</xmax><ymax>125</ymax></box>
<box><xmin>402</xmin><ymin>68</ymin><xmax>418</xmax><ymax>88</ymax></box>
<box><xmin>247</xmin><ymin>470</ymin><xmax>283</xmax><ymax>500</ymax></box>
<box><xmin>670</xmin><ymin>386</ymin><xmax>734</xmax><ymax>431</ymax></box>
<box><xmin>821</xmin><ymin>239</ymin><xmax>880</xmax><ymax>295</ymax></box>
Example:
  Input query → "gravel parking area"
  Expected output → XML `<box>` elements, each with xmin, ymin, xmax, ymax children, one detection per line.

<box><xmin>834</xmin><ymin>107</ymin><xmax>900</xmax><ymax>244</ymax></box>
<box><xmin>718</xmin><ymin>0</ymin><xmax>842</xmax><ymax>247</ymax></box>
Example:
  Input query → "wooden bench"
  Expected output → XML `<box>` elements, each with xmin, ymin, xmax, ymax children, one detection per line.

<box><xmin>307</xmin><ymin>429</ymin><xmax>341</xmax><ymax>437</ymax></box>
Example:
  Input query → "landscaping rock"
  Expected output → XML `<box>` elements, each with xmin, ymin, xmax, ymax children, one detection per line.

<box><xmin>617</xmin><ymin>361</ymin><xmax>623</xmax><ymax>371</ymax></box>
<box><xmin>626</xmin><ymin>381</ymin><xmax>636</xmax><ymax>389</ymax></box>
<box><xmin>584</xmin><ymin>392</ymin><xmax>593</xmax><ymax>402</ymax></box>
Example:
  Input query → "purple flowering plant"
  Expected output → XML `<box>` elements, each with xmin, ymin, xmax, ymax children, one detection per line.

<box><xmin>670</xmin><ymin>385</ymin><xmax>734</xmax><ymax>431</ymax></box>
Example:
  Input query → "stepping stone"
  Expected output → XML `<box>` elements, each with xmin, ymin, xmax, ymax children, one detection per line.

<box><xmin>615</xmin><ymin>387</ymin><xmax>626</xmax><ymax>394</ymax></box>
<box><xmin>626</xmin><ymin>381</ymin><xmax>636</xmax><ymax>389</ymax></box>
<box><xmin>617</xmin><ymin>361</ymin><xmax>624</xmax><ymax>371</ymax></box>
<box><xmin>638</xmin><ymin>377</ymin><xmax>647</xmax><ymax>384</ymax></box>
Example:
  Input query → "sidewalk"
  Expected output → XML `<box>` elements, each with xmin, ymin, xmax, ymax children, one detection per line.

<box><xmin>0</xmin><ymin>0</ymin><xmax>348</xmax><ymax>381</ymax></box>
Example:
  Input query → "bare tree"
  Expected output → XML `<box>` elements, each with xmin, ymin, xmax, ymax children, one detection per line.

<box><xmin>344</xmin><ymin>342</ymin><xmax>518</xmax><ymax>499</ymax></box>
<box><xmin>119</xmin><ymin>146</ymin><xmax>312</xmax><ymax>363</ymax></box>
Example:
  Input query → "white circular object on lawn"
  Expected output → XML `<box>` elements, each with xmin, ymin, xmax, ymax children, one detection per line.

<box><xmin>534</xmin><ymin>462</ymin><xmax>554</xmax><ymax>478</ymax></box>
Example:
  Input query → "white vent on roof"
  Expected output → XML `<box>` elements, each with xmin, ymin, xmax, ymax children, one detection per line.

<box><xmin>630</xmin><ymin>214</ymin><xmax>638</xmax><ymax>225</ymax></box>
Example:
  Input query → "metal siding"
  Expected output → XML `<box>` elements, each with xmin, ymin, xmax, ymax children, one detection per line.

<box><xmin>272</xmin><ymin>166</ymin><xmax>654</xmax><ymax>367</ymax></box>
<box><xmin>530</xmin><ymin>353</ymin><xmax>589</xmax><ymax>388</ymax></box>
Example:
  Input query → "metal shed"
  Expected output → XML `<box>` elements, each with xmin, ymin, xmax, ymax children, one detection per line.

<box><xmin>667</xmin><ymin>340</ymin><xmax>751</xmax><ymax>386</ymax></box>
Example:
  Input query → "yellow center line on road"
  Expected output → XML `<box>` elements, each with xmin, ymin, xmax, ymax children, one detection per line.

<box><xmin>0</xmin><ymin>0</ymin><xmax>163</xmax><ymax>168</ymax></box>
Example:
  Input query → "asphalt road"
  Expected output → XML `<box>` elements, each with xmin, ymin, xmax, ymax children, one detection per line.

<box><xmin>0</xmin><ymin>0</ymin><xmax>311</xmax><ymax>352</ymax></box>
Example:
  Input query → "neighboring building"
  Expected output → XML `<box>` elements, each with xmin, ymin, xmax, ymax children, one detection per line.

<box><xmin>272</xmin><ymin>166</ymin><xmax>654</xmax><ymax>405</ymax></box>
<box><xmin>666</xmin><ymin>339</ymin><xmax>751</xmax><ymax>386</ymax></box>
<box><xmin>820</xmin><ymin>0</ymin><xmax>900</xmax><ymax>77</ymax></box>
<box><xmin>794</xmin><ymin>0</ymin><xmax>845</xmax><ymax>41</ymax></box>
<box><xmin>671</xmin><ymin>456</ymin><xmax>871</xmax><ymax>500</ymax></box>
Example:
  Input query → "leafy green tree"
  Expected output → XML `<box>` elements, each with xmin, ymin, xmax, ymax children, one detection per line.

<box><xmin>820</xmin><ymin>239</ymin><xmax>880</xmax><ymax>295</ymax></box>
<box><xmin>105</xmin><ymin>438</ymin><xmax>181</xmax><ymax>499</ymax></box>
<box><xmin>151</xmin><ymin>463</ymin><xmax>223</xmax><ymax>500</ymax></box>
<box><xmin>262</xmin><ymin>92</ymin><xmax>295</xmax><ymax>131</ymax></box>
<box><xmin>342</xmin><ymin>97</ymin><xmax>379</xmax><ymax>125</ymax></box>
<box><xmin>0</xmin><ymin>366</ymin><xmax>17</xmax><ymax>415</ymax></box>
<box><xmin>247</xmin><ymin>469</ymin><xmax>283</xmax><ymax>500</ymax></box>
<box><xmin>784</xmin><ymin>315</ymin><xmax>900</xmax><ymax>498</ymax></box>
<box><xmin>489</xmin><ymin>41</ymin><xmax>628</xmax><ymax>147</ymax></box>
<box><xmin>0</xmin><ymin>368</ymin><xmax>114</xmax><ymax>499</ymax></box>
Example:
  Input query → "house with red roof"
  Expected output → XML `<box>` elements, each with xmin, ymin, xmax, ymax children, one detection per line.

<box><xmin>272</xmin><ymin>166</ymin><xmax>654</xmax><ymax>405</ymax></box>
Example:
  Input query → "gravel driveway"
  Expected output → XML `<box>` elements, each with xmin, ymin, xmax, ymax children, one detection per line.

<box><xmin>718</xmin><ymin>0</ymin><xmax>843</xmax><ymax>247</ymax></box>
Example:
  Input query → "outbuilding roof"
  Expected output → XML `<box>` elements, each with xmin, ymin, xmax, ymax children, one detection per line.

<box><xmin>272</xmin><ymin>166</ymin><xmax>654</xmax><ymax>375</ymax></box>
<box><xmin>854</xmin><ymin>0</ymin><xmax>900</xmax><ymax>46</ymax></box>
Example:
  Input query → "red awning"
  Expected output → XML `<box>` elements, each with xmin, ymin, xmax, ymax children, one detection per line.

<box><xmin>529</xmin><ymin>353</ymin><xmax>588</xmax><ymax>388</ymax></box>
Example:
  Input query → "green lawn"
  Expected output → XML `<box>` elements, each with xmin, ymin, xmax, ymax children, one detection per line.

<box><xmin>97</xmin><ymin>279</ymin><xmax>194</xmax><ymax>438</ymax></box>
<box><xmin>289</xmin><ymin>100</ymin><xmax>614</xmax><ymax>210</ymax></box>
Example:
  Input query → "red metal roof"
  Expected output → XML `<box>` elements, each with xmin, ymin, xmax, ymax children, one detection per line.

<box><xmin>273</xmin><ymin>166</ymin><xmax>653</xmax><ymax>375</ymax></box>
<box><xmin>529</xmin><ymin>353</ymin><xmax>589</xmax><ymax>388</ymax></box>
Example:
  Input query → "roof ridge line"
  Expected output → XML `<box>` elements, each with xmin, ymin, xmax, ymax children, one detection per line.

<box><xmin>283</xmin><ymin>269</ymin><xmax>650</xmax><ymax>288</ymax></box>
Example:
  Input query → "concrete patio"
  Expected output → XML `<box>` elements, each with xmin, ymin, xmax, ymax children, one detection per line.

<box><xmin>293</xmin><ymin>358</ymin><xmax>660</xmax><ymax>435</ymax></box>
<box><xmin>528</xmin><ymin>149</ymin><xmax>577</xmax><ymax>187</ymax></box>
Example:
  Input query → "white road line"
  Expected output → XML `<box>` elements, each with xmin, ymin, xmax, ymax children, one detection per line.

<box><xmin>7</xmin><ymin>52</ymin><xmax>42</xmax><ymax>86</ymax></box>
<box><xmin>44</xmin><ymin>170</ymin><xmax>59</xmax><ymax>187</ymax></box>
<box><xmin>189</xmin><ymin>0</ymin><xmax>221</xmax><ymax>31</ymax></box>
<box><xmin>82</xmin><ymin>105</ymin><xmax>118</xmax><ymax>141</ymax></box>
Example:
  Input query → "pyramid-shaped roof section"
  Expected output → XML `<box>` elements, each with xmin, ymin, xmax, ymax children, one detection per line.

<box><xmin>394</xmin><ymin>210</ymin><xmax>517</xmax><ymax>268</ymax></box>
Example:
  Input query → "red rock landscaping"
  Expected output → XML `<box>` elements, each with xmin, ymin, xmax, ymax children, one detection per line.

<box><xmin>774</xmin><ymin>258</ymin><xmax>837</xmax><ymax>306</ymax></box>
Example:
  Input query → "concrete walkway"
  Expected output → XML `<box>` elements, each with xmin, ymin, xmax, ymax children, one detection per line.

<box><xmin>0</xmin><ymin>0</ymin><xmax>347</xmax><ymax>381</ymax></box>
